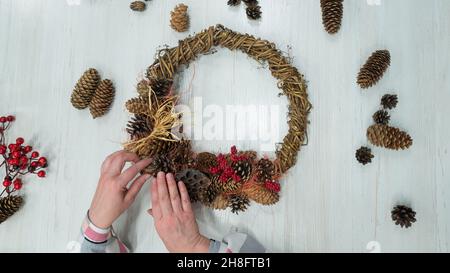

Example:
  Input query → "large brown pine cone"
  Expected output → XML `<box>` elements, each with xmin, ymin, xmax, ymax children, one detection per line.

<box><xmin>89</xmin><ymin>79</ymin><xmax>115</xmax><ymax>119</ymax></box>
<box><xmin>320</xmin><ymin>0</ymin><xmax>344</xmax><ymax>34</ymax></box>
<box><xmin>242</xmin><ymin>184</ymin><xmax>279</xmax><ymax>205</ymax></box>
<box><xmin>367</xmin><ymin>124</ymin><xmax>413</xmax><ymax>150</ymax></box>
<box><xmin>0</xmin><ymin>195</ymin><xmax>24</xmax><ymax>224</ymax></box>
<box><xmin>357</xmin><ymin>50</ymin><xmax>391</xmax><ymax>89</ymax></box>
<box><xmin>71</xmin><ymin>68</ymin><xmax>100</xmax><ymax>110</ymax></box>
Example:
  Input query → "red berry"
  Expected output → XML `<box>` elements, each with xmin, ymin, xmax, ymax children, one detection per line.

<box><xmin>31</xmin><ymin>161</ymin><xmax>38</xmax><ymax>167</ymax></box>
<box><xmin>12</xmin><ymin>151</ymin><xmax>21</xmax><ymax>158</ymax></box>
<box><xmin>6</xmin><ymin>115</ymin><xmax>15</xmax><ymax>122</ymax></box>
<box><xmin>230</xmin><ymin>145</ymin><xmax>237</xmax><ymax>155</ymax></box>
<box><xmin>38</xmin><ymin>157</ymin><xmax>47</xmax><ymax>165</ymax></box>
<box><xmin>13</xmin><ymin>182</ymin><xmax>22</xmax><ymax>190</ymax></box>
<box><xmin>10</xmin><ymin>158</ymin><xmax>19</xmax><ymax>166</ymax></box>
<box><xmin>0</xmin><ymin>116</ymin><xmax>6</xmax><ymax>123</ymax></box>
<box><xmin>37</xmin><ymin>170</ymin><xmax>46</xmax><ymax>178</ymax></box>
<box><xmin>3</xmin><ymin>180</ymin><xmax>12</xmax><ymax>187</ymax></box>
<box><xmin>31</xmin><ymin>151</ymin><xmax>39</xmax><ymax>158</ymax></box>
<box><xmin>16</xmin><ymin>137</ymin><xmax>24</xmax><ymax>145</ymax></box>
<box><xmin>20</xmin><ymin>164</ymin><xmax>28</xmax><ymax>170</ymax></box>
<box><xmin>23</xmin><ymin>146</ymin><xmax>32</xmax><ymax>153</ymax></box>
<box><xmin>20</xmin><ymin>156</ymin><xmax>28</xmax><ymax>165</ymax></box>
<box><xmin>8</xmin><ymin>144</ymin><xmax>16</xmax><ymax>151</ymax></box>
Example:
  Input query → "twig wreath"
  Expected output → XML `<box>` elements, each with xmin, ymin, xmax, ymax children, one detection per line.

<box><xmin>124</xmin><ymin>25</ymin><xmax>311</xmax><ymax>213</ymax></box>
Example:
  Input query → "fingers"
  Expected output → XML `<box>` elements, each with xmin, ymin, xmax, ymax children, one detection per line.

<box><xmin>157</xmin><ymin>172</ymin><xmax>173</xmax><ymax>215</ymax></box>
<box><xmin>166</xmin><ymin>173</ymin><xmax>182</xmax><ymax>214</ymax></box>
<box><xmin>125</xmin><ymin>174</ymin><xmax>151</xmax><ymax>203</ymax></box>
<box><xmin>103</xmin><ymin>151</ymin><xmax>140</xmax><ymax>175</ymax></box>
<box><xmin>150</xmin><ymin>179</ymin><xmax>162</xmax><ymax>220</ymax></box>
<box><xmin>119</xmin><ymin>158</ymin><xmax>152</xmax><ymax>186</ymax></box>
<box><xmin>178</xmin><ymin>181</ymin><xmax>192</xmax><ymax>213</ymax></box>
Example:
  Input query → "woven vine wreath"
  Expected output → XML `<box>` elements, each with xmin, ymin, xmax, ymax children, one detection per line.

<box><xmin>124</xmin><ymin>25</ymin><xmax>311</xmax><ymax>214</ymax></box>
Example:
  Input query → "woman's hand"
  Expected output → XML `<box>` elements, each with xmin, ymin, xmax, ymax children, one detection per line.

<box><xmin>89</xmin><ymin>151</ymin><xmax>152</xmax><ymax>229</ymax></box>
<box><xmin>149</xmin><ymin>172</ymin><xmax>210</xmax><ymax>253</ymax></box>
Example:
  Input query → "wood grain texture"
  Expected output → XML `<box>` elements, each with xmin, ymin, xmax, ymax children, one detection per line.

<box><xmin>0</xmin><ymin>0</ymin><xmax>449</xmax><ymax>252</ymax></box>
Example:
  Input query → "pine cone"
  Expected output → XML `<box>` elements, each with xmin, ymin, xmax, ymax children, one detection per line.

<box><xmin>381</xmin><ymin>94</ymin><xmax>398</xmax><ymax>110</ymax></box>
<box><xmin>391</xmin><ymin>205</ymin><xmax>416</xmax><ymax>228</ymax></box>
<box><xmin>372</xmin><ymin>110</ymin><xmax>390</xmax><ymax>125</ymax></box>
<box><xmin>150</xmin><ymin>78</ymin><xmax>172</xmax><ymax>98</ymax></box>
<box><xmin>0</xmin><ymin>195</ymin><xmax>23</xmax><ymax>224</ymax></box>
<box><xmin>211</xmin><ymin>175</ymin><xmax>241</xmax><ymax>193</ymax></box>
<box><xmin>227</xmin><ymin>0</ymin><xmax>241</xmax><ymax>6</ymax></box>
<box><xmin>243</xmin><ymin>184</ymin><xmax>279</xmax><ymax>205</ymax></box>
<box><xmin>195</xmin><ymin>152</ymin><xmax>218</xmax><ymax>173</ymax></box>
<box><xmin>170</xmin><ymin>140</ymin><xmax>194</xmax><ymax>169</ymax></box>
<box><xmin>355</xmin><ymin>146</ymin><xmax>374</xmax><ymax>165</ymax></box>
<box><xmin>208</xmin><ymin>194</ymin><xmax>229</xmax><ymax>210</ymax></box>
<box><xmin>255</xmin><ymin>158</ymin><xmax>275</xmax><ymax>182</ymax></box>
<box><xmin>320</xmin><ymin>0</ymin><xmax>344</xmax><ymax>34</ymax></box>
<box><xmin>176</xmin><ymin>169</ymin><xmax>211</xmax><ymax>202</ymax></box>
<box><xmin>357</xmin><ymin>50</ymin><xmax>391</xmax><ymax>89</ymax></box>
<box><xmin>89</xmin><ymin>79</ymin><xmax>115</xmax><ymax>119</ymax></box>
<box><xmin>126</xmin><ymin>114</ymin><xmax>153</xmax><ymax>140</ymax></box>
<box><xmin>142</xmin><ymin>140</ymin><xmax>176</xmax><ymax>158</ymax></box>
<box><xmin>200</xmin><ymin>184</ymin><xmax>219</xmax><ymax>205</ymax></box>
<box><xmin>71</xmin><ymin>68</ymin><xmax>100</xmax><ymax>110</ymax></box>
<box><xmin>125</xmin><ymin>97</ymin><xmax>149</xmax><ymax>115</ymax></box>
<box><xmin>130</xmin><ymin>1</ymin><xmax>146</xmax><ymax>12</ymax></box>
<box><xmin>170</xmin><ymin>4</ymin><xmax>189</xmax><ymax>32</ymax></box>
<box><xmin>243</xmin><ymin>0</ymin><xmax>258</xmax><ymax>6</ymax></box>
<box><xmin>143</xmin><ymin>154</ymin><xmax>175</xmax><ymax>176</ymax></box>
<box><xmin>229</xmin><ymin>194</ymin><xmax>250</xmax><ymax>214</ymax></box>
<box><xmin>246</xmin><ymin>5</ymin><xmax>261</xmax><ymax>20</ymax></box>
<box><xmin>232</xmin><ymin>160</ymin><xmax>252</xmax><ymax>182</ymax></box>
<box><xmin>367</xmin><ymin>124</ymin><xmax>413</xmax><ymax>150</ymax></box>
<box><xmin>137</xmin><ymin>80</ymin><xmax>150</xmax><ymax>98</ymax></box>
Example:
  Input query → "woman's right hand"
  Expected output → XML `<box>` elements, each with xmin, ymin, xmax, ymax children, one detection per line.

<box><xmin>148</xmin><ymin>172</ymin><xmax>210</xmax><ymax>253</ymax></box>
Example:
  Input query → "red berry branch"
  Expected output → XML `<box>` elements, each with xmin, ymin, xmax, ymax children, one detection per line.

<box><xmin>210</xmin><ymin>145</ymin><xmax>248</xmax><ymax>183</ymax></box>
<box><xmin>0</xmin><ymin>115</ymin><xmax>48</xmax><ymax>198</ymax></box>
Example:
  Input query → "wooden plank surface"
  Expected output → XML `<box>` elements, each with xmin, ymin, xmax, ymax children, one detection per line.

<box><xmin>0</xmin><ymin>0</ymin><xmax>449</xmax><ymax>252</ymax></box>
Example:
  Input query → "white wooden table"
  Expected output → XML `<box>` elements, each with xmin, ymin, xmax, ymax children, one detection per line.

<box><xmin>0</xmin><ymin>0</ymin><xmax>449</xmax><ymax>253</ymax></box>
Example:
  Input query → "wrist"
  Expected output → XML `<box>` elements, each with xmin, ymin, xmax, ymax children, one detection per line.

<box><xmin>191</xmin><ymin>235</ymin><xmax>210</xmax><ymax>253</ymax></box>
<box><xmin>88</xmin><ymin>209</ymin><xmax>112</xmax><ymax>230</ymax></box>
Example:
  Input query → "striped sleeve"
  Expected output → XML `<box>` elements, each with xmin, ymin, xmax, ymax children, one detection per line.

<box><xmin>78</xmin><ymin>211</ymin><xmax>129</xmax><ymax>253</ymax></box>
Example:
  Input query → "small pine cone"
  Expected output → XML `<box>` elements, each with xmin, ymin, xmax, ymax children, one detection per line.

<box><xmin>71</xmin><ymin>68</ymin><xmax>100</xmax><ymax>110</ymax></box>
<box><xmin>176</xmin><ymin>169</ymin><xmax>211</xmax><ymax>202</ymax></box>
<box><xmin>229</xmin><ymin>194</ymin><xmax>250</xmax><ymax>214</ymax></box>
<box><xmin>227</xmin><ymin>0</ymin><xmax>241</xmax><ymax>6</ymax></box>
<box><xmin>89</xmin><ymin>79</ymin><xmax>115</xmax><ymax>119</ymax></box>
<box><xmin>143</xmin><ymin>154</ymin><xmax>175</xmax><ymax>177</ymax></box>
<box><xmin>367</xmin><ymin>124</ymin><xmax>413</xmax><ymax>150</ymax></box>
<box><xmin>232</xmin><ymin>160</ymin><xmax>252</xmax><ymax>182</ymax></box>
<box><xmin>0</xmin><ymin>195</ymin><xmax>24</xmax><ymax>224</ymax></box>
<box><xmin>125</xmin><ymin>97</ymin><xmax>149</xmax><ymax>115</ymax></box>
<box><xmin>208</xmin><ymin>194</ymin><xmax>229</xmax><ymax>210</ymax></box>
<box><xmin>130</xmin><ymin>1</ymin><xmax>146</xmax><ymax>12</ymax></box>
<box><xmin>372</xmin><ymin>110</ymin><xmax>390</xmax><ymax>125</ymax></box>
<box><xmin>355</xmin><ymin>146</ymin><xmax>374</xmax><ymax>165</ymax></box>
<box><xmin>126</xmin><ymin>114</ymin><xmax>153</xmax><ymax>140</ymax></box>
<box><xmin>137</xmin><ymin>80</ymin><xmax>150</xmax><ymax>98</ymax></box>
<box><xmin>243</xmin><ymin>184</ymin><xmax>279</xmax><ymax>205</ymax></box>
<box><xmin>200</xmin><ymin>184</ymin><xmax>219</xmax><ymax>205</ymax></box>
<box><xmin>391</xmin><ymin>205</ymin><xmax>416</xmax><ymax>228</ymax></box>
<box><xmin>255</xmin><ymin>158</ymin><xmax>275</xmax><ymax>182</ymax></box>
<box><xmin>243</xmin><ymin>0</ymin><xmax>258</xmax><ymax>6</ymax></box>
<box><xmin>320</xmin><ymin>0</ymin><xmax>344</xmax><ymax>34</ymax></box>
<box><xmin>150</xmin><ymin>78</ymin><xmax>172</xmax><ymax>98</ymax></box>
<box><xmin>146</xmin><ymin>139</ymin><xmax>176</xmax><ymax>158</ymax></box>
<box><xmin>246</xmin><ymin>5</ymin><xmax>262</xmax><ymax>20</ymax></box>
<box><xmin>170</xmin><ymin>4</ymin><xmax>189</xmax><ymax>32</ymax></box>
<box><xmin>357</xmin><ymin>50</ymin><xmax>391</xmax><ymax>89</ymax></box>
<box><xmin>381</xmin><ymin>94</ymin><xmax>398</xmax><ymax>110</ymax></box>
<box><xmin>195</xmin><ymin>152</ymin><xmax>218</xmax><ymax>173</ymax></box>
